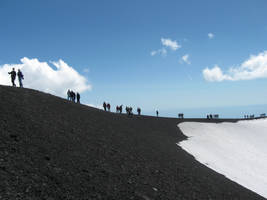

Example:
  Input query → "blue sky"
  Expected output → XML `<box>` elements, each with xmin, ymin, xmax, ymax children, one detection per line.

<box><xmin>1</xmin><ymin>0</ymin><xmax>267</xmax><ymax>118</ymax></box>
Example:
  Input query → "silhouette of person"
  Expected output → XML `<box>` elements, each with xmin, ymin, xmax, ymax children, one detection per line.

<box><xmin>126</xmin><ymin>106</ymin><xmax>132</xmax><ymax>116</ymax></box>
<box><xmin>107</xmin><ymin>103</ymin><xmax>111</xmax><ymax>111</ymax></box>
<box><xmin>67</xmin><ymin>89</ymin><xmax>71</xmax><ymax>100</ymax></box>
<box><xmin>103</xmin><ymin>102</ymin><xmax>107</xmax><ymax>111</ymax></box>
<box><xmin>8</xmin><ymin>68</ymin><xmax>16</xmax><ymax>87</ymax></box>
<box><xmin>77</xmin><ymin>92</ymin><xmax>80</xmax><ymax>103</ymax></box>
<box><xmin>70</xmin><ymin>90</ymin><xmax>75</xmax><ymax>102</ymax></box>
<box><xmin>129</xmin><ymin>107</ymin><xmax>133</xmax><ymax>116</ymax></box>
<box><xmin>17</xmin><ymin>69</ymin><xmax>24</xmax><ymax>87</ymax></box>
<box><xmin>72</xmin><ymin>91</ymin><xmax>75</xmax><ymax>101</ymax></box>
<box><xmin>137</xmin><ymin>107</ymin><xmax>141</xmax><ymax>115</ymax></box>
<box><xmin>73</xmin><ymin>92</ymin><xmax>76</xmax><ymax>102</ymax></box>
<box><xmin>156</xmin><ymin>110</ymin><xmax>159</xmax><ymax>117</ymax></box>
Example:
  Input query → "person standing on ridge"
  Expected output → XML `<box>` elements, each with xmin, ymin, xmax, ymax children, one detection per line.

<box><xmin>17</xmin><ymin>69</ymin><xmax>24</xmax><ymax>87</ymax></box>
<box><xmin>137</xmin><ymin>107</ymin><xmax>141</xmax><ymax>115</ymax></box>
<box><xmin>107</xmin><ymin>103</ymin><xmax>111</xmax><ymax>111</ymax></box>
<box><xmin>103</xmin><ymin>102</ymin><xmax>107</xmax><ymax>111</ymax></box>
<box><xmin>156</xmin><ymin>110</ymin><xmax>159</xmax><ymax>117</ymax></box>
<box><xmin>77</xmin><ymin>92</ymin><xmax>80</xmax><ymax>103</ymax></box>
<box><xmin>70</xmin><ymin>90</ymin><xmax>75</xmax><ymax>102</ymax></box>
<box><xmin>8</xmin><ymin>68</ymin><xmax>16</xmax><ymax>87</ymax></box>
<box><xmin>73</xmin><ymin>92</ymin><xmax>76</xmax><ymax>102</ymax></box>
<box><xmin>67</xmin><ymin>89</ymin><xmax>71</xmax><ymax>100</ymax></box>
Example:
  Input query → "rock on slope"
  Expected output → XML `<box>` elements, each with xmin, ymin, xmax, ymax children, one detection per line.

<box><xmin>0</xmin><ymin>85</ymin><xmax>265</xmax><ymax>200</ymax></box>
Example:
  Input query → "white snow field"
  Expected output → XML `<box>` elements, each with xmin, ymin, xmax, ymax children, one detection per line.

<box><xmin>178</xmin><ymin>119</ymin><xmax>267</xmax><ymax>198</ymax></box>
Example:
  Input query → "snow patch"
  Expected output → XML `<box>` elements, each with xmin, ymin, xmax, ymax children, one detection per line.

<box><xmin>177</xmin><ymin>119</ymin><xmax>267</xmax><ymax>198</ymax></box>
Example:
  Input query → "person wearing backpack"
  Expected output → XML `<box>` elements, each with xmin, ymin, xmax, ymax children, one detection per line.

<box><xmin>77</xmin><ymin>92</ymin><xmax>80</xmax><ymax>103</ymax></box>
<box><xmin>17</xmin><ymin>69</ymin><xmax>24</xmax><ymax>87</ymax></box>
<box><xmin>8</xmin><ymin>68</ymin><xmax>16</xmax><ymax>87</ymax></box>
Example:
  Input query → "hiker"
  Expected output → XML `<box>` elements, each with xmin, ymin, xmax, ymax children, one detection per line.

<box><xmin>77</xmin><ymin>92</ymin><xmax>80</xmax><ymax>103</ymax></box>
<box><xmin>107</xmin><ymin>103</ymin><xmax>111</xmax><ymax>111</ymax></box>
<box><xmin>137</xmin><ymin>107</ymin><xmax>141</xmax><ymax>115</ymax></box>
<box><xmin>116</xmin><ymin>106</ymin><xmax>119</xmax><ymax>113</ymax></box>
<box><xmin>156</xmin><ymin>110</ymin><xmax>159</xmax><ymax>117</ymax></box>
<box><xmin>103</xmin><ymin>102</ymin><xmax>107</xmax><ymax>111</ymax></box>
<box><xmin>207</xmin><ymin>115</ymin><xmax>209</xmax><ymax>119</ymax></box>
<box><xmin>116</xmin><ymin>105</ymin><xmax>123</xmax><ymax>114</ymax></box>
<box><xmin>73</xmin><ymin>92</ymin><xmax>76</xmax><ymax>102</ymax></box>
<box><xmin>8</xmin><ymin>68</ymin><xmax>16</xmax><ymax>87</ymax></box>
<box><xmin>67</xmin><ymin>90</ymin><xmax>71</xmax><ymax>100</ymax></box>
<box><xmin>69</xmin><ymin>91</ymin><xmax>72</xmax><ymax>101</ymax></box>
<box><xmin>178</xmin><ymin>113</ymin><xmax>184</xmax><ymax>119</ymax></box>
<box><xmin>69</xmin><ymin>90</ymin><xmax>73</xmax><ymax>101</ymax></box>
<box><xmin>69</xmin><ymin>90</ymin><xmax>75</xmax><ymax>102</ymax></box>
<box><xmin>17</xmin><ymin>69</ymin><xmax>24</xmax><ymax>87</ymax></box>
<box><xmin>210</xmin><ymin>114</ymin><xmax>212</xmax><ymax>119</ymax></box>
<box><xmin>126</xmin><ymin>106</ymin><xmax>133</xmax><ymax>116</ymax></box>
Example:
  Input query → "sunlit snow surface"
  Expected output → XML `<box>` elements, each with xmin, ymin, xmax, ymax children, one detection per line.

<box><xmin>178</xmin><ymin>119</ymin><xmax>267</xmax><ymax>198</ymax></box>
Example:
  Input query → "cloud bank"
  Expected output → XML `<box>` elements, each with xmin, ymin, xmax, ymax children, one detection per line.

<box><xmin>0</xmin><ymin>57</ymin><xmax>92</xmax><ymax>96</ymax></box>
<box><xmin>203</xmin><ymin>51</ymin><xmax>267</xmax><ymax>82</ymax></box>
<box><xmin>151</xmin><ymin>37</ymin><xmax>181</xmax><ymax>56</ymax></box>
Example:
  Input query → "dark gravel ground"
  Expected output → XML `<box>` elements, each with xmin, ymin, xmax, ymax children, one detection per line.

<box><xmin>0</xmin><ymin>85</ymin><xmax>265</xmax><ymax>200</ymax></box>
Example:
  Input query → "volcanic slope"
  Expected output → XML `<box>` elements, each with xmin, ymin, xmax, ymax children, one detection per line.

<box><xmin>0</xmin><ymin>85</ymin><xmax>265</xmax><ymax>200</ymax></box>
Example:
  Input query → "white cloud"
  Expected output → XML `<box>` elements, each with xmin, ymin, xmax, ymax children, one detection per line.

<box><xmin>151</xmin><ymin>37</ymin><xmax>181</xmax><ymax>57</ymax></box>
<box><xmin>150</xmin><ymin>48</ymin><xmax>167</xmax><ymax>56</ymax></box>
<box><xmin>181</xmin><ymin>54</ymin><xmax>191</xmax><ymax>64</ymax></box>
<box><xmin>203</xmin><ymin>65</ymin><xmax>232</xmax><ymax>81</ymax></box>
<box><xmin>203</xmin><ymin>51</ymin><xmax>267</xmax><ymax>82</ymax></box>
<box><xmin>0</xmin><ymin>57</ymin><xmax>92</xmax><ymax>96</ymax></box>
<box><xmin>161</xmin><ymin>38</ymin><xmax>181</xmax><ymax>50</ymax></box>
<box><xmin>208</xmin><ymin>33</ymin><xmax>214</xmax><ymax>39</ymax></box>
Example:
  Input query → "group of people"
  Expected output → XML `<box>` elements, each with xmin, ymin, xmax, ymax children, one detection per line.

<box><xmin>125</xmin><ymin>106</ymin><xmax>133</xmax><ymax>116</ymax></box>
<box><xmin>116</xmin><ymin>105</ymin><xmax>123</xmax><ymax>114</ymax></box>
<box><xmin>103</xmin><ymin>103</ymin><xmax>147</xmax><ymax>117</ymax></box>
<box><xmin>3</xmin><ymin>68</ymin><xmax>164</xmax><ymax>119</ymax></box>
<box><xmin>5</xmin><ymin>68</ymin><xmax>160</xmax><ymax>119</ymax></box>
<box><xmin>67</xmin><ymin>90</ymin><xmax>80</xmax><ymax>103</ymax></box>
<box><xmin>207</xmin><ymin>114</ymin><xmax>213</xmax><ymax>119</ymax></box>
<box><xmin>103</xmin><ymin>102</ymin><xmax>111</xmax><ymax>111</ymax></box>
<box><xmin>207</xmin><ymin>114</ymin><xmax>219</xmax><ymax>119</ymax></box>
<box><xmin>125</xmin><ymin>106</ymin><xmax>142</xmax><ymax>116</ymax></box>
<box><xmin>244</xmin><ymin>114</ymin><xmax>254</xmax><ymax>119</ymax></box>
<box><xmin>6</xmin><ymin>68</ymin><xmax>261</xmax><ymax>120</ymax></box>
<box><xmin>7</xmin><ymin>68</ymin><xmax>81</xmax><ymax>104</ymax></box>
<box><xmin>8</xmin><ymin>68</ymin><xmax>24</xmax><ymax>87</ymax></box>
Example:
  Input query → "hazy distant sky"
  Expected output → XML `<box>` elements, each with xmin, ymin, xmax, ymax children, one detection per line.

<box><xmin>1</xmin><ymin>0</ymin><xmax>267</xmax><ymax>117</ymax></box>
